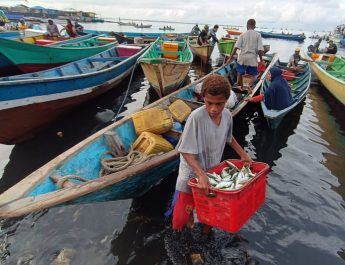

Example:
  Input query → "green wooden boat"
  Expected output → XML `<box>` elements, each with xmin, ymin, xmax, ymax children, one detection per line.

<box><xmin>138</xmin><ymin>37</ymin><xmax>193</xmax><ymax>97</ymax></box>
<box><xmin>217</xmin><ymin>37</ymin><xmax>236</xmax><ymax>56</ymax></box>
<box><xmin>305</xmin><ymin>52</ymin><xmax>345</xmax><ymax>105</ymax></box>
<box><xmin>260</xmin><ymin>58</ymin><xmax>311</xmax><ymax>129</ymax></box>
<box><xmin>0</xmin><ymin>36</ymin><xmax>117</xmax><ymax>73</ymax></box>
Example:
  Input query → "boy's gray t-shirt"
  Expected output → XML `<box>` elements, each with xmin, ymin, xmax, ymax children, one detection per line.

<box><xmin>176</xmin><ymin>106</ymin><xmax>233</xmax><ymax>193</ymax></box>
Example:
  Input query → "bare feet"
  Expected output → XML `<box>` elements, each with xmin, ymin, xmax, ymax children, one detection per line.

<box><xmin>186</xmin><ymin>214</ymin><xmax>195</xmax><ymax>229</ymax></box>
<box><xmin>202</xmin><ymin>224</ymin><xmax>212</xmax><ymax>235</ymax></box>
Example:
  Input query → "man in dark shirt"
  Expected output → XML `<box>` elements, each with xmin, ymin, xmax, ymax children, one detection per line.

<box><xmin>325</xmin><ymin>40</ymin><xmax>337</xmax><ymax>54</ymax></box>
<box><xmin>197</xmin><ymin>25</ymin><xmax>209</xmax><ymax>46</ymax></box>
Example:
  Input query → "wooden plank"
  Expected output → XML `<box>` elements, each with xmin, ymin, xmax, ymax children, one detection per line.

<box><xmin>88</xmin><ymin>57</ymin><xmax>129</xmax><ymax>62</ymax></box>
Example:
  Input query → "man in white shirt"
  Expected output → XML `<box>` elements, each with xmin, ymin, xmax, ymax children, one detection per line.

<box><xmin>46</xmin><ymin>19</ymin><xmax>60</xmax><ymax>37</ymax></box>
<box><xmin>227</xmin><ymin>19</ymin><xmax>264</xmax><ymax>90</ymax></box>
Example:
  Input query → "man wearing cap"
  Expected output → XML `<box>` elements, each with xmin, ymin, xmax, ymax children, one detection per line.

<box><xmin>197</xmin><ymin>25</ymin><xmax>210</xmax><ymax>46</ymax></box>
<box><xmin>287</xmin><ymin>47</ymin><xmax>313</xmax><ymax>72</ymax></box>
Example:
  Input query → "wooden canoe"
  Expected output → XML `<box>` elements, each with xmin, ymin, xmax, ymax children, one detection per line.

<box><xmin>226</xmin><ymin>29</ymin><xmax>242</xmax><ymax>36</ymax></box>
<box><xmin>0</xmin><ymin>53</ymin><xmax>278</xmax><ymax>218</ymax></box>
<box><xmin>133</xmin><ymin>24</ymin><xmax>152</xmax><ymax>28</ymax></box>
<box><xmin>258</xmin><ymin>31</ymin><xmax>306</xmax><ymax>42</ymax></box>
<box><xmin>0</xmin><ymin>35</ymin><xmax>117</xmax><ymax>73</ymax></box>
<box><xmin>188</xmin><ymin>36</ymin><xmax>214</xmax><ymax>64</ymax></box>
<box><xmin>305</xmin><ymin>53</ymin><xmax>345</xmax><ymax>105</ymax></box>
<box><xmin>0</xmin><ymin>44</ymin><xmax>148</xmax><ymax>144</ymax></box>
<box><xmin>260</xmin><ymin>58</ymin><xmax>311</xmax><ymax>129</ymax></box>
<box><xmin>14</xmin><ymin>34</ymin><xmax>93</xmax><ymax>45</ymax></box>
<box><xmin>110</xmin><ymin>32</ymin><xmax>156</xmax><ymax>44</ymax></box>
<box><xmin>0</xmin><ymin>34</ymin><xmax>95</xmax><ymax>75</ymax></box>
<box><xmin>138</xmin><ymin>38</ymin><xmax>193</xmax><ymax>97</ymax></box>
<box><xmin>217</xmin><ymin>37</ymin><xmax>236</xmax><ymax>56</ymax></box>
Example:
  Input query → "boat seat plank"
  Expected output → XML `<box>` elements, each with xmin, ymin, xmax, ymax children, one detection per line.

<box><xmin>73</xmin><ymin>62</ymin><xmax>84</xmax><ymax>74</ymax></box>
<box><xmin>156</xmin><ymin>51</ymin><xmax>183</xmax><ymax>55</ymax></box>
<box><xmin>88</xmin><ymin>57</ymin><xmax>129</xmax><ymax>62</ymax></box>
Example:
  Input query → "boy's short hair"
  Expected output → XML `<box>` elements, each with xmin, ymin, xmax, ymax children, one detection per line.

<box><xmin>247</xmin><ymin>19</ymin><xmax>256</xmax><ymax>28</ymax></box>
<box><xmin>201</xmin><ymin>74</ymin><xmax>231</xmax><ymax>99</ymax></box>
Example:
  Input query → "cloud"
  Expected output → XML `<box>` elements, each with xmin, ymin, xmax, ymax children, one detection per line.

<box><xmin>3</xmin><ymin>0</ymin><xmax>344</xmax><ymax>30</ymax></box>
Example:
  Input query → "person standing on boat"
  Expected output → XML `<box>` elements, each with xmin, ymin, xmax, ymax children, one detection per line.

<box><xmin>226</xmin><ymin>18</ymin><xmax>264</xmax><ymax>90</ymax></box>
<box><xmin>191</xmin><ymin>24</ymin><xmax>201</xmax><ymax>35</ymax></box>
<box><xmin>246</xmin><ymin>66</ymin><xmax>293</xmax><ymax>110</ymax></box>
<box><xmin>197</xmin><ymin>25</ymin><xmax>210</xmax><ymax>45</ymax></box>
<box><xmin>46</xmin><ymin>19</ymin><xmax>61</xmax><ymax>37</ymax></box>
<box><xmin>208</xmin><ymin>24</ymin><xmax>219</xmax><ymax>45</ymax></box>
<box><xmin>61</xmin><ymin>19</ymin><xmax>77</xmax><ymax>37</ymax></box>
<box><xmin>168</xmin><ymin>74</ymin><xmax>252</xmax><ymax>234</ymax></box>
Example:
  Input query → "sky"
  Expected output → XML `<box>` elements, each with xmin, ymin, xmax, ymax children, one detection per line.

<box><xmin>1</xmin><ymin>0</ymin><xmax>345</xmax><ymax>31</ymax></box>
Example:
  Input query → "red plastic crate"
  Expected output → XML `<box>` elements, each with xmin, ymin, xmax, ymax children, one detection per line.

<box><xmin>188</xmin><ymin>159</ymin><xmax>269</xmax><ymax>233</ymax></box>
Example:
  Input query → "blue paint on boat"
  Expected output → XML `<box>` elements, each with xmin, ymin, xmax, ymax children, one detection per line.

<box><xmin>0</xmin><ymin>31</ymin><xmax>21</xmax><ymax>38</ymax></box>
<box><xmin>0</xmin><ymin>45</ymin><xmax>146</xmax><ymax>101</ymax></box>
<box><xmin>0</xmin><ymin>53</ymin><xmax>15</xmax><ymax>69</ymax></box>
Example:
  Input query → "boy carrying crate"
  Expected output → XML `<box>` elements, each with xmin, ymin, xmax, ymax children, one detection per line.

<box><xmin>168</xmin><ymin>74</ymin><xmax>252</xmax><ymax>234</ymax></box>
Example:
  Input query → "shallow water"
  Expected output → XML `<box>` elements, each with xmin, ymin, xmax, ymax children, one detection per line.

<box><xmin>1</xmin><ymin>23</ymin><xmax>345</xmax><ymax>265</ymax></box>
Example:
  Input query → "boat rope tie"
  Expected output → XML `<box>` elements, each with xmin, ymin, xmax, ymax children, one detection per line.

<box><xmin>111</xmin><ymin>59</ymin><xmax>141</xmax><ymax>122</ymax></box>
<box><xmin>99</xmin><ymin>149</ymin><xmax>156</xmax><ymax>177</ymax></box>
<box><xmin>54</xmin><ymin>175</ymin><xmax>89</xmax><ymax>189</ymax></box>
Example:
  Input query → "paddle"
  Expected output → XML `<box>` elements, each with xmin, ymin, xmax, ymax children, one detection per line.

<box><xmin>277</xmin><ymin>65</ymin><xmax>305</xmax><ymax>73</ymax></box>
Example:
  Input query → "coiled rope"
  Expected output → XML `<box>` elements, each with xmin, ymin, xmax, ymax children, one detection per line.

<box><xmin>99</xmin><ymin>148</ymin><xmax>156</xmax><ymax>177</ymax></box>
<box><xmin>54</xmin><ymin>175</ymin><xmax>89</xmax><ymax>189</ymax></box>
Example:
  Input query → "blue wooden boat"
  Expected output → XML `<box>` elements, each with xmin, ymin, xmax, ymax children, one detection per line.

<box><xmin>258</xmin><ymin>31</ymin><xmax>306</xmax><ymax>42</ymax></box>
<box><xmin>260</xmin><ymin>59</ymin><xmax>311</xmax><ymax>129</ymax></box>
<box><xmin>0</xmin><ymin>44</ymin><xmax>148</xmax><ymax>145</ymax></box>
<box><xmin>0</xmin><ymin>31</ymin><xmax>21</xmax><ymax>38</ymax></box>
<box><xmin>0</xmin><ymin>54</ymin><xmax>278</xmax><ymax>218</ymax></box>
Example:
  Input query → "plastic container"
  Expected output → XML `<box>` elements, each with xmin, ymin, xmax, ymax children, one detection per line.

<box><xmin>133</xmin><ymin>131</ymin><xmax>174</xmax><ymax>155</ymax></box>
<box><xmin>188</xmin><ymin>159</ymin><xmax>269</xmax><ymax>233</ymax></box>
<box><xmin>328</xmin><ymin>55</ymin><xmax>335</xmax><ymax>62</ymax></box>
<box><xmin>311</xmin><ymin>53</ymin><xmax>320</xmax><ymax>60</ymax></box>
<box><xmin>168</xmin><ymin>99</ymin><xmax>192</xmax><ymax>122</ymax></box>
<box><xmin>132</xmin><ymin>108</ymin><xmax>173</xmax><ymax>135</ymax></box>
<box><xmin>242</xmin><ymin>74</ymin><xmax>252</xmax><ymax>89</ymax></box>
<box><xmin>162</xmin><ymin>41</ymin><xmax>179</xmax><ymax>59</ymax></box>
<box><xmin>117</xmin><ymin>45</ymin><xmax>142</xmax><ymax>57</ymax></box>
<box><xmin>97</xmin><ymin>37</ymin><xmax>116</xmax><ymax>42</ymax></box>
